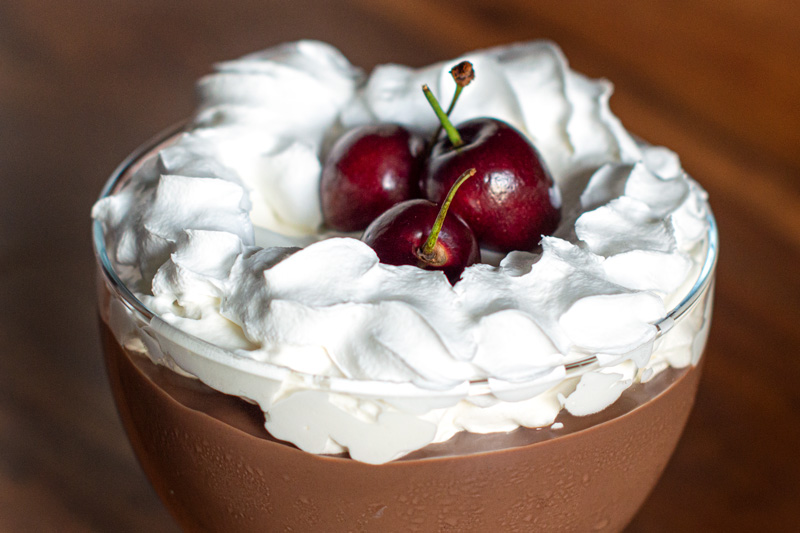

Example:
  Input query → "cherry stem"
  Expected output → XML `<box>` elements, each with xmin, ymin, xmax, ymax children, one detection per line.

<box><xmin>419</xmin><ymin>168</ymin><xmax>476</xmax><ymax>260</ymax></box>
<box><xmin>429</xmin><ymin>63</ymin><xmax>472</xmax><ymax>144</ymax></box>
<box><xmin>429</xmin><ymin>85</ymin><xmax>462</xmax><ymax>147</ymax></box>
<box><xmin>422</xmin><ymin>84</ymin><xmax>463</xmax><ymax>148</ymax></box>
<box><xmin>446</xmin><ymin>85</ymin><xmax>464</xmax><ymax>115</ymax></box>
<box><xmin>425</xmin><ymin>62</ymin><xmax>473</xmax><ymax>149</ymax></box>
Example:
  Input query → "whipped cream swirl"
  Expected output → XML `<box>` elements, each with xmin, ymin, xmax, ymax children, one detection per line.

<box><xmin>94</xmin><ymin>40</ymin><xmax>712</xmax><ymax>463</ymax></box>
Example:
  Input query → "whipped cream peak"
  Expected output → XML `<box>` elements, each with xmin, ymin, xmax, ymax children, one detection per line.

<box><xmin>342</xmin><ymin>41</ymin><xmax>642</xmax><ymax>184</ymax></box>
<box><xmin>95</xmin><ymin>40</ymin><xmax>713</xmax><ymax>463</ymax></box>
<box><xmin>196</xmin><ymin>40</ymin><xmax>361</xmax><ymax>136</ymax></box>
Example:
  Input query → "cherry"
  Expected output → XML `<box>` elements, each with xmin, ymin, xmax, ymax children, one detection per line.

<box><xmin>420</xmin><ymin>86</ymin><xmax>561</xmax><ymax>253</ymax></box>
<box><xmin>363</xmin><ymin>168</ymin><xmax>480</xmax><ymax>284</ymax></box>
<box><xmin>321</xmin><ymin>123</ymin><xmax>426</xmax><ymax>232</ymax></box>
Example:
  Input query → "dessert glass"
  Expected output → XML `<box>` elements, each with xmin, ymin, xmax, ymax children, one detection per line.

<box><xmin>94</xmin><ymin>126</ymin><xmax>718</xmax><ymax>532</ymax></box>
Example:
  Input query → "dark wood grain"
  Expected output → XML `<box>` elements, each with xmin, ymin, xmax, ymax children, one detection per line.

<box><xmin>1</xmin><ymin>1</ymin><xmax>797</xmax><ymax>531</ymax></box>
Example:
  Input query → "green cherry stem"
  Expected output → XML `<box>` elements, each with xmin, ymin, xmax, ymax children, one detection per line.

<box><xmin>430</xmin><ymin>61</ymin><xmax>475</xmax><ymax>146</ymax></box>
<box><xmin>428</xmin><ymin>85</ymin><xmax>462</xmax><ymax>149</ymax></box>
<box><xmin>418</xmin><ymin>167</ymin><xmax>477</xmax><ymax>262</ymax></box>
<box><xmin>422</xmin><ymin>84</ymin><xmax>463</xmax><ymax>148</ymax></box>
<box><xmin>445</xmin><ymin>85</ymin><xmax>464</xmax><ymax>115</ymax></box>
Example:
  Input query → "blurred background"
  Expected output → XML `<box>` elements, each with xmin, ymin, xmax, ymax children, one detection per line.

<box><xmin>1</xmin><ymin>1</ymin><xmax>798</xmax><ymax>531</ymax></box>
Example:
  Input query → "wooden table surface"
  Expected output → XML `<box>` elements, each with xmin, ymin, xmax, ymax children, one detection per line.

<box><xmin>1</xmin><ymin>1</ymin><xmax>798</xmax><ymax>531</ymax></box>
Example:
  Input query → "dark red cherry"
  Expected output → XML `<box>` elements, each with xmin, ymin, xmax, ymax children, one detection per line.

<box><xmin>363</xmin><ymin>169</ymin><xmax>480</xmax><ymax>284</ymax></box>
<box><xmin>321</xmin><ymin>123</ymin><xmax>425</xmax><ymax>232</ymax></box>
<box><xmin>422</xmin><ymin>117</ymin><xmax>561</xmax><ymax>253</ymax></box>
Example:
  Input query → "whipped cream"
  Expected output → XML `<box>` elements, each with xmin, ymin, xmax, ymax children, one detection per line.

<box><xmin>94</xmin><ymin>40</ymin><xmax>713</xmax><ymax>464</ymax></box>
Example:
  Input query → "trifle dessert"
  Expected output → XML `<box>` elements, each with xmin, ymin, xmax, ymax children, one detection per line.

<box><xmin>93</xmin><ymin>40</ymin><xmax>717</xmax><ymax>532</ymax></box>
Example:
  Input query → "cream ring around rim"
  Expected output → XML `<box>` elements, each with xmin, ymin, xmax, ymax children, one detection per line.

<box><xmin>93</xmin><ymin>122</ymin><xmax>719</xmax><ymax>400</ymax></box>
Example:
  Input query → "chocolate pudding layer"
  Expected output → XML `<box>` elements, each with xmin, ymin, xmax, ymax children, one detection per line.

<box><xmin>101</xmin><ymin>320</ymin><xmax>702</xmax><ymax>533</ymax></box>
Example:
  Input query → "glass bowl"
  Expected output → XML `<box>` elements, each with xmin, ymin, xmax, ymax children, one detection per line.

<box><xmin>94</xmin><ymin>125</ymin><xmax>717</xmax><ymax>532</ymax></box>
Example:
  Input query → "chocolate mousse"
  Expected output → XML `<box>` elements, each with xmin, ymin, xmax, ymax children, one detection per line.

<box><xmin>101</xmin><ymin>316</ymin><xmax>702</xmax><ymax>532</ymax></box>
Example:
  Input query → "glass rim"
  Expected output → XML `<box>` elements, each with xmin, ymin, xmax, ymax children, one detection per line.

<box><xmin>93</xmin><ymin>123</ymin><xmax>719</xmax><ymax>399</ymax></box>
